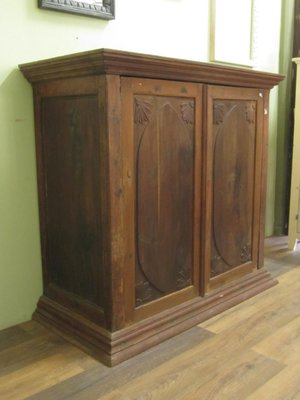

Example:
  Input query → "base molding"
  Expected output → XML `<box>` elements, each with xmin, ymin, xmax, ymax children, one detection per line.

<box><xmin>33</xmin><ymin>268</ymin><xmax>277</xmax><ymax>366</ymax></box>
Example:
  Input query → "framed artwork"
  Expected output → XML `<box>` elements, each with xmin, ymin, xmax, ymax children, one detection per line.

<box><xmin>210</xmin><ymin>0</ymin><xmax>255</xmax><ymax>67</ymax></box>
<box><xmin>38</xmin><ymin>0</ymin><xmax>115</xmax><ymax>20</ymax></box>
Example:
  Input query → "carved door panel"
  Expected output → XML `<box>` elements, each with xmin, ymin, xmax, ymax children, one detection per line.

<box><xmin>121</xmin><ymin>78</ymin><xmax>202</xmax><ymax>322</ymax></box>
<box><xmin>204</xmin><ymin>86</ymin><xmax>264</xmax><ymax>292</ymax></box>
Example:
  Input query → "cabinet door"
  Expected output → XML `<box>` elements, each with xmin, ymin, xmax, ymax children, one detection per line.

<box><xmin>121</xmin><ymin>78</ymin><xmax>202</xmax><ymax>322</ymax></box>
<box><xmin>204</xmin><ymin>86</ymin><xmax>264</xmax><ymax>292</ymax></box>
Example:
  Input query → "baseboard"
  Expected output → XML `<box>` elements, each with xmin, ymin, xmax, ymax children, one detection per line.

<box><xmin>33</xmin><ymin>268</ymin><xmax>277</xmax><ymax>366</ymax></box>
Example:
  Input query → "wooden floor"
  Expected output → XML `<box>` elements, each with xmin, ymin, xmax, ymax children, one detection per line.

<box><xmin>1</xmin><ymin>236</ymin><xmax>300</xmax><ymax>400</ymax></box>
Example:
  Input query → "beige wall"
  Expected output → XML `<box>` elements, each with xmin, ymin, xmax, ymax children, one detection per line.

<box><xmin>0</xmin><ymin>0</ymin><xmax>282</xmax><ymax>330</ymax></box>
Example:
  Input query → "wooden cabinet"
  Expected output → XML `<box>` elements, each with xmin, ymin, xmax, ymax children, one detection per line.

<box><xmin>19</xmin><ymin>49</ymin><xmax>283</xmax><ymax>366</ymax></box>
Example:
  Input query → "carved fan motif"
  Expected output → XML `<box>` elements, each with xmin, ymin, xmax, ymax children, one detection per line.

<box><xmin>134</xmin><ymin>98</ymin><xmax>152</xmax><ymax>125</ymax></box>
<box><xmin>245</xmin><ymin>103</ymin><xmax>256</xmax><ymax>124</ymax></box>
<box><xmin>177</xmin><ymin>269</ymin><xmax>192</xmax><ymax>289</ymax></box>
<box><xmin>211</xmin><ymin>253</ymin><xmax>223</xmax><ymax>277</ymax></box>
<box><xmin>136</xmin><ymin>280</ymin><xmax>157</xmax><ymax>307</ymax></box>
<box><xmin>213</xmin><ymin>103</ymin><xmax>226</xmax><ymax>125</ymax></box>
<box><xmin>240</xmin><ymin>244</ymin><xmax>251</xmax><ymax>263</ymax></box>
<box><xmin>180</xmin><ymin>102</ymin><xmax>194</xmax><ymax>125</ymax></box>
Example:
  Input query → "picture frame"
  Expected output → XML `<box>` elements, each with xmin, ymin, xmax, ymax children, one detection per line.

<box><xmin>210</xmin><ymin>0</ymin><xmax>255</xmax><ymax>68</ymax></box>
<box><xmin>38</xmin><ymin>0</ymin><xmax>115</xmax><ymax>20</ymax></box>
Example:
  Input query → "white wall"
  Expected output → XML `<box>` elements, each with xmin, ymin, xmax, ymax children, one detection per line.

<box><xmin>0</xmin><ymin>0</ymin><xmax>281</xmax><ymax>330</ymax></box>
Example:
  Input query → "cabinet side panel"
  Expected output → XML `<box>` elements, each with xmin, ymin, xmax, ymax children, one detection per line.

<box><xmin>41</xmin><ymin>95</ymin><xmax>104</xmax><ymax>307</ymax></box>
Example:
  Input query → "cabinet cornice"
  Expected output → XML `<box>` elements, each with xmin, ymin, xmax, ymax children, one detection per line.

<box><xmin>20</xmin><ymin>48</ymin><xmax>284</xmax><ymax>89</ymax></box>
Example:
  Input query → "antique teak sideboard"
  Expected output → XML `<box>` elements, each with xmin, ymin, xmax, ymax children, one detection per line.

<box><xmin>19</xmin><ymin>49</ymin><xmax>284</xmax><ymax>366</ymax></box>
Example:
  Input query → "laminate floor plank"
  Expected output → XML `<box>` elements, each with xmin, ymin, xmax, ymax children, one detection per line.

<box><xmin>98</xmin><ymin>280</ymin><xmax>299</xmax><ymax>400</ymax></box>
<box><xmin>98</xmin><ymin>347</ymin><xmax>284</xmax><ymax>400</ymax></box>
<box><xmin>263</xmin><ymin>257</ymin><xmax>295</xmax><ymax>277</ymax></box>
<box><xmin>246</xmin><ymin>360</ymin><xmax>300</xmax><ymax>400</ymax></box>
<box><xmin>171</xmin><ymin>350</ymin><xmax>284</xmax><ymax>400</ymax></box>
<box><xmin>0</xmin><ymin>333</ymin><xmax>72</xmax><ymax>377</ymax></box>
<box><xmin>0</xmin><ymin>325</ymin><xmax>32</xmax><ymax>352</ymax></box>
<box><xmin>28</xmin><ymin>326</ymin><xmax>212</xmax><ymax>400</ymax></box>
<box><xmin>252</xmin><ymin>314</ymin><xmax>300</xmax><ymax>363</ymax></box>
<box><xmin>19</xmin><ymin>320</ymin><xmax>55</xmax><ymax>337</ymax></box>
<box><xmin>0</xmin><ymin>349</ymin><xmax>85</xmax><ymax>400</ymax></box>
<box><xmin>264</xmin><ymin>236</ymin><xmax>300</xmax><ymax>265</ymax></box>
<box><xmin>199</xmin><ymin>267</ymin><xmax>300</xmax><ymax>334</ymax></box>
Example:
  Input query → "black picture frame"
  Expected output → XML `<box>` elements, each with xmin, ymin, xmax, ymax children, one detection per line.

<box><xmin>38</xmin><ymin>0</ymin><xmax>115</xmax><ymax>20</ymax></box>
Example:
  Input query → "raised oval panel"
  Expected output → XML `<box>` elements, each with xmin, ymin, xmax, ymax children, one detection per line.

<box><xmin>211</xmin><ymin>99</ymin><xmax>256</xmax><ymax>277</ymax></box>
<box><xmin>134</xmin><ymin>95</ymin><xmax>195</xmax><ymax>306</ymax></box>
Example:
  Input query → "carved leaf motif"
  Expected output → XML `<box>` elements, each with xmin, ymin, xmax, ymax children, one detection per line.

<box><xmin>213</xmin><ymin>103</ymin><xmax>226</xmax><ymax>125</ymax></box>
<box><xmin>135</xmin><ymin>280</ymin><xmax>156</xmax><ymax>307</ymax></box>
<box><xmin>180</xmin><ymin>102</ymin><xmax>194</xmax><ymax>125</ymax></box>
<box><xmin>245</xmin><ymin>103</ymin><xmax>256</xmax><ymax>124</ymax></box>
<box><xmin>240</xmin><ymin>244</ymin><xmax>251</xmax><ymax>263</ymax></box>
<box><xmin>211</xmin><ymin>253</ymin><xmax>223</xmax><ymax>277</ymax></box>
<box><xmin>134</xmin><ymin>98</ymin><xmax>152</xmax><ymax>125</ymax></box>
<box><xmin>177</xmin><ymin>269</ymin><xmax>192</xmax><ymax>289</ymax></box>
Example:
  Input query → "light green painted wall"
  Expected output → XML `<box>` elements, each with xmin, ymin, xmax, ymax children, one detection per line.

<box><xmin>274</xmin><ymin>0</ymin><xmax>295</xmax><ymax>235</ymax></box>
<box><xmin>266</xmin><ymin>85</ymin><xmax>280</xmax><ymax>235</ymax></box>
<box><xmin>0</xmin><ymin>69</ymin><xmax>42</xmax><ymax>330</ymax></box>
<box><xmin>0</xmin><ymin>0</ymin><xmax>282</xmax><ymax>330</ymax></box>
<box><xmin>251</xmin><ymin>0</ymin><xmax>282</xmax><ymax>236</ymax></box>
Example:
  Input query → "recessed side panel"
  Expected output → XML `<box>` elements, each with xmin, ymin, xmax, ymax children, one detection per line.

<box><xmin>41</xmin><ymin>95</ymin><xmax>104</xmax><ymax>308</ymax></box>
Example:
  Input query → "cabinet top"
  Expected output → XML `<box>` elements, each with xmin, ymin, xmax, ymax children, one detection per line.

<box><xmin>19</xmin><ymin>48</ymin><xmax>284</xmax><ymax>89</ymax></box>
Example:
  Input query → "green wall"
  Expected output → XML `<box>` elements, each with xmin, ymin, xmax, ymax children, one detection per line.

<box><xmin>0</xmin><ymin>70</ymin><xmax>42</xmax><ymax>329</ymax></box>
<box><xmin>0</xmin><ymin>0</ymin><xmax>283</xmax><ymax>330</ymax></box>
<box><xmin>274</xmin><ymin>0</ymin><xmax>295</xmax><ymax>235</ymax></box>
